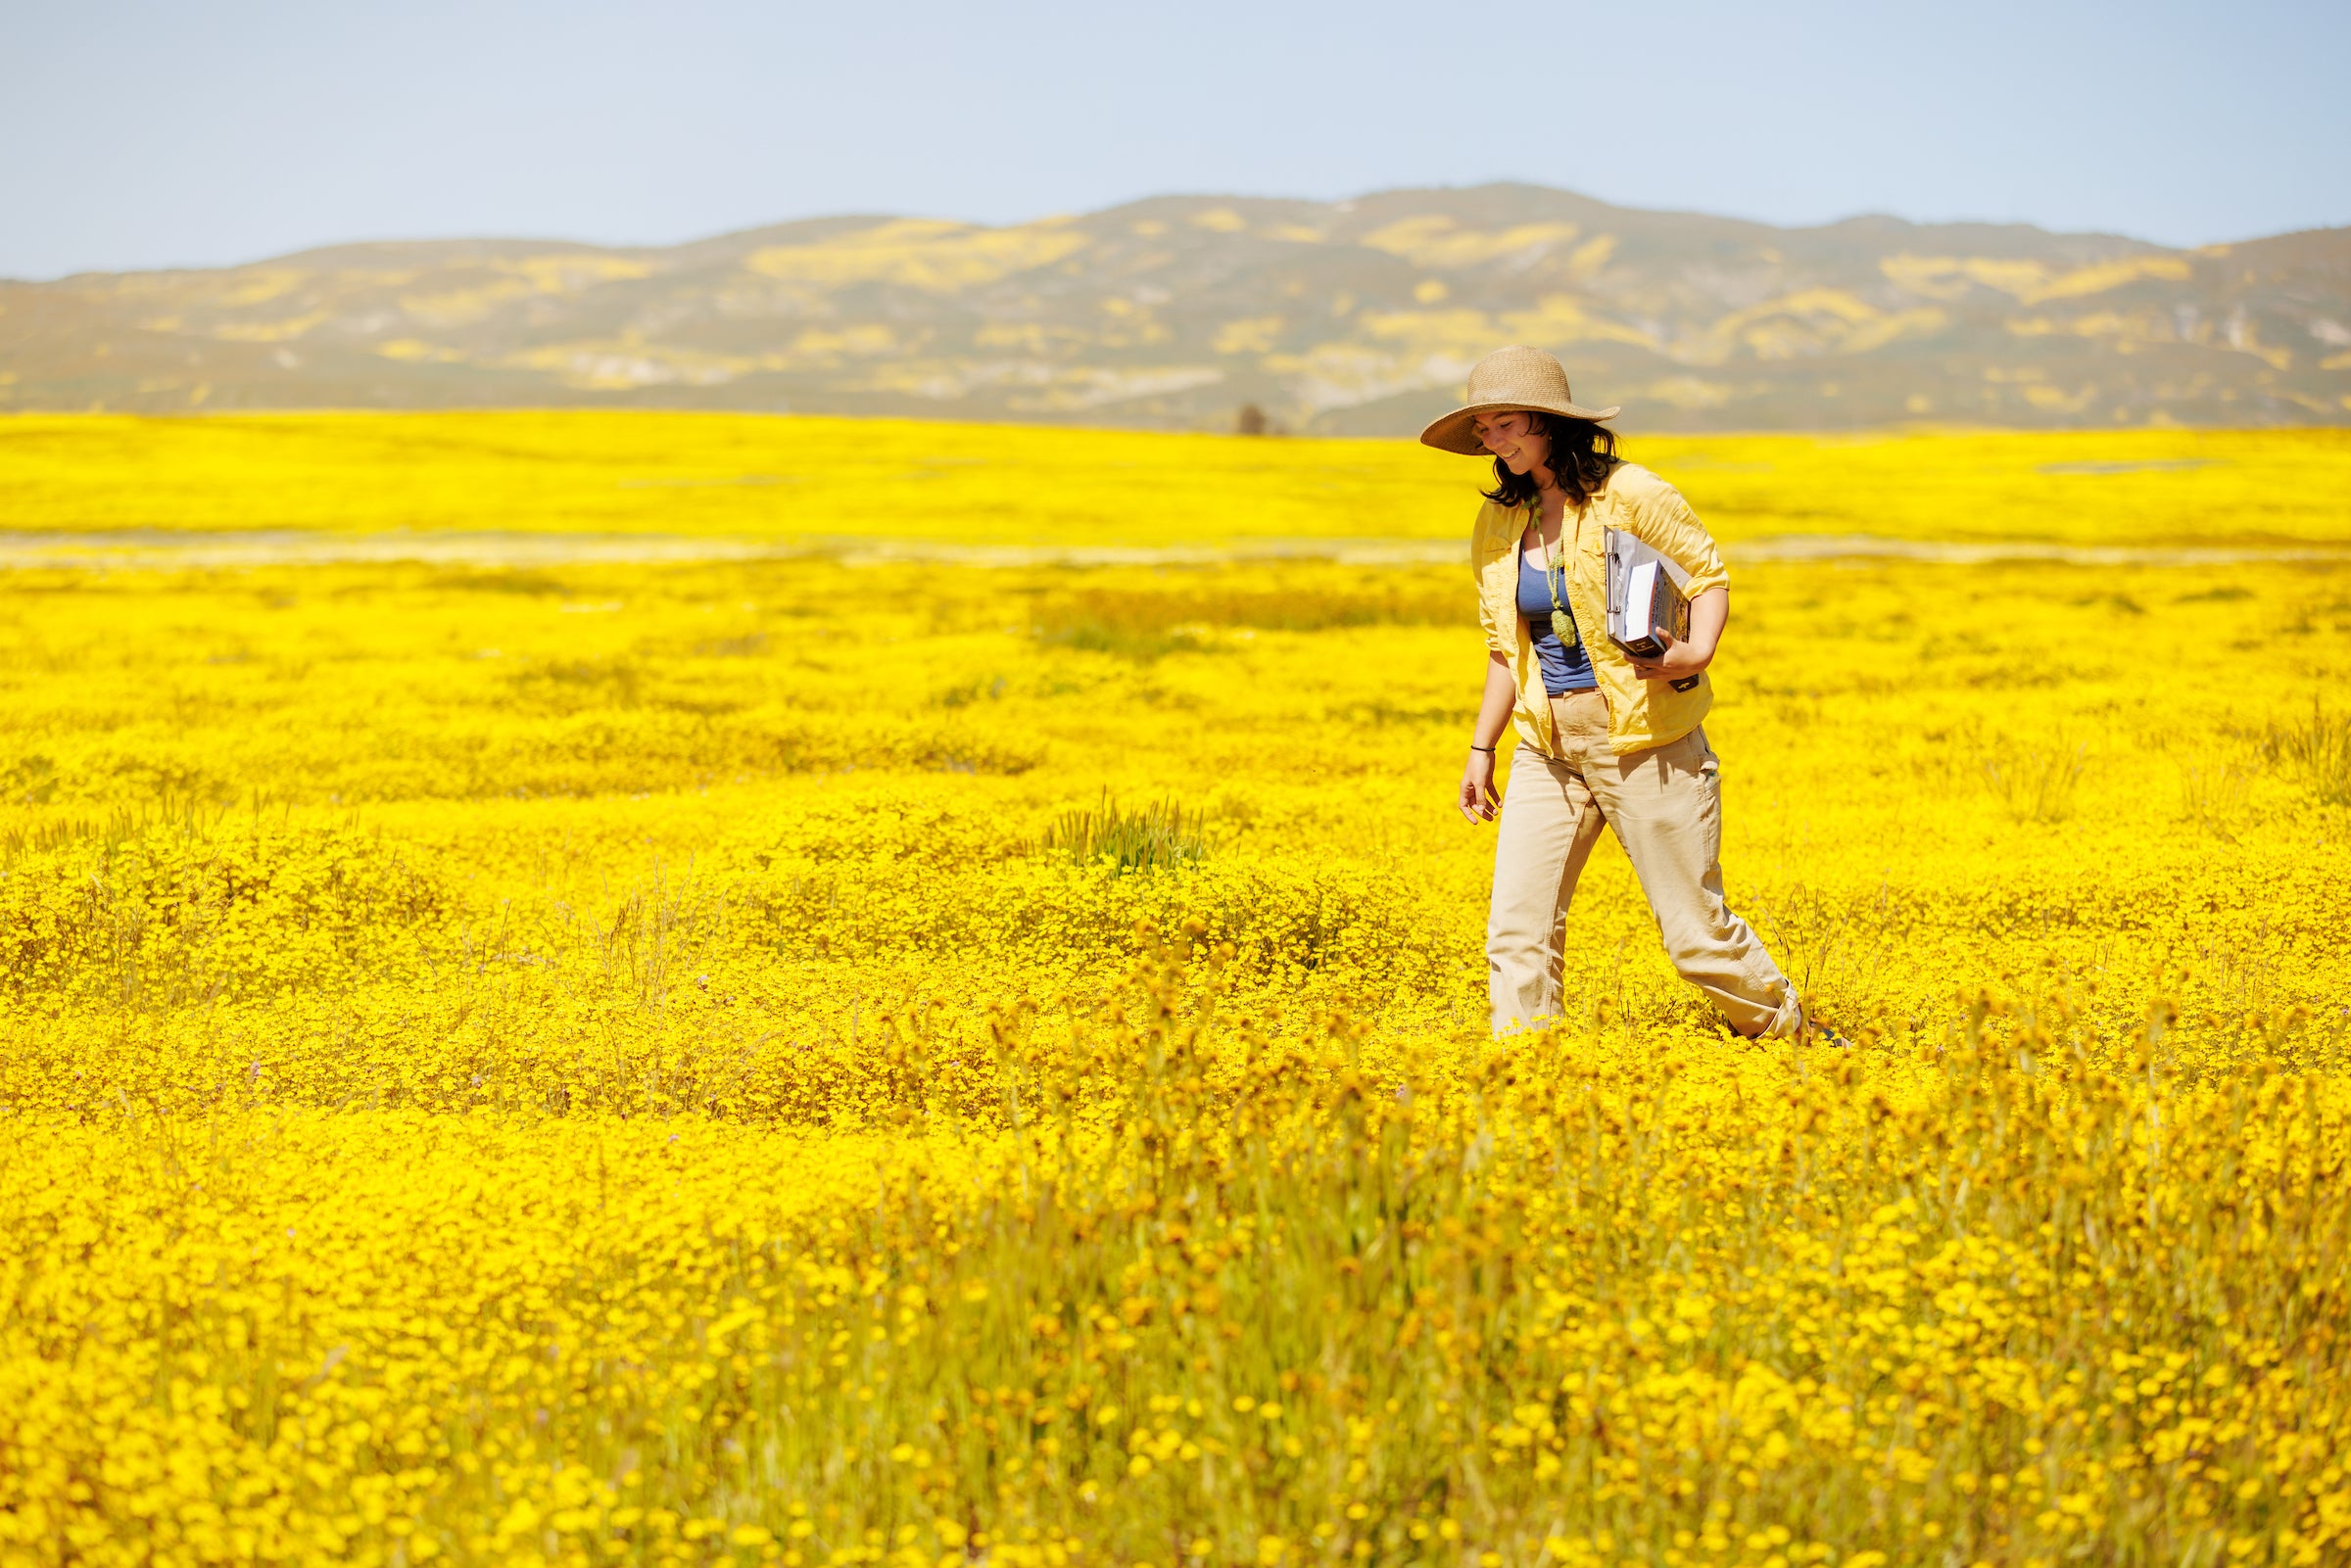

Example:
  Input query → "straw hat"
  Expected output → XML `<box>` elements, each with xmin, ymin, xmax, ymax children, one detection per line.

<box><xmin>1416</xmin><ymin>346</ymin><xmax>1620</xmax><ymax>455</ymax></box>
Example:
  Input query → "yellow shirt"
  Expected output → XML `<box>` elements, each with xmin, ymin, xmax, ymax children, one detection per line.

<box><xmin>1470</xmin><ymin>462</ymin><xmax>1733</xmax><ymax>758</ymax></box>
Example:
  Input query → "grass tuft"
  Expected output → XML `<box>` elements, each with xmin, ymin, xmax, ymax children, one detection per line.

<box><xmin>1040</xmin><ymin>792</ymin><xmax>1209</xmax><ymax>872</ymax></box>
<box><xmin>2262</xmin><ymin>706</ymin><xmax>2351</xmax><ymax>805</ymax></box>
<box><xmin>1983</xmin><ymin>742</ymin><xmax>2087</xmax><ymax>825</ymax></box>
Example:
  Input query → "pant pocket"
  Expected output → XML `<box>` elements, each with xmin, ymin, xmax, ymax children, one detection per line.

<box><xmin>1690</xmin><ymin>735</ymin><xmax>1723</xmax><ymax>848</ymax></box>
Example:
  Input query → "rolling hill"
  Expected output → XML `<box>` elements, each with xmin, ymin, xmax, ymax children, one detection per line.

<box><xmin>4</xmin><ymin>185</ymin><xmax>2347</xmax><ymax>432</ymax></box>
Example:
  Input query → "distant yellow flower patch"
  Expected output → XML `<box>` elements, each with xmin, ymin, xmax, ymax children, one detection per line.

<box><xmin>746</xmin><ymin>218</ymin><xmax>1091</xmax><ymax>292</ymax></box>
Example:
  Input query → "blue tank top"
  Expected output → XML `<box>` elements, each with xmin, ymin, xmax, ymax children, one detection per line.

<box><xmin>1517</xmin><ymin>549</ymin><xmax>1596</xmax><ymax>695</ymax></box>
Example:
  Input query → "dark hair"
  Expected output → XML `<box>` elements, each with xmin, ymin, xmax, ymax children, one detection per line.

<box><xmin>1480</xmin><ymin>412</ymin><xmax>1619</xmax><ymax>510</ymax></box>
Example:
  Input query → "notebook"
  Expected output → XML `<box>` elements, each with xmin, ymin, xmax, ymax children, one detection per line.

<box><xmin>1604</xmin><ymin>528</ymin><xmax>1692</xmax><ymax>658</ymax></box>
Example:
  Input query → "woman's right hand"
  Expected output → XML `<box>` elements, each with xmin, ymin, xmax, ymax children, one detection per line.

<box><xmin>1459</xmin><ymin>749</ymin><xmax>1499</xmax><ymax>822</ymax></box>
<box><xmin>1462</xmin><ymin>654</ymin><xmax>1515</xmax><ymax>823</ymax></box>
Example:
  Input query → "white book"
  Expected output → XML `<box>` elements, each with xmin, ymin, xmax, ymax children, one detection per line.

<box><xmin>1604</xmin><ymin>528</ymin><xmax>1693</xmax><ymax>660</ymax></box>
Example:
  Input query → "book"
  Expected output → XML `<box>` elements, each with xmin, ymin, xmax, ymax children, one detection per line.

<box><xmin>1604</xmin><ymin>528</ymin><xmax>1692</xmax><ymax>658</ymax></box>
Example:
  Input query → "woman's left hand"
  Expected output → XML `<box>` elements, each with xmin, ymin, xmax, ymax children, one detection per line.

<box><xmin>1626</xmin><ymin>630</ymin><xmax>1712</xmax><ymax>684</ymax></box>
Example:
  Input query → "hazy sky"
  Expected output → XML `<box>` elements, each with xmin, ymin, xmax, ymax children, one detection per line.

<box><xmin>4</xmin><ymin>0</ymin><xmax>2346</xmax><ymax>279</ymax></box>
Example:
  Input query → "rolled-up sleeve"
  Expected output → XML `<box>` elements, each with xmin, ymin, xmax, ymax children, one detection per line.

<box><xmin>1617</xmin><ymin>467</ymin><xmax>1730</xmax><ymax>600</ymax></box>
<box><xmin>1471</xmin><ymin>506</ymin><xmax>1510</xmax><ymax>654</ymax></box>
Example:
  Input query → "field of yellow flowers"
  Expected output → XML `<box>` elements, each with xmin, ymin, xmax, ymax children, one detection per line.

<box><xmin>2</xmin><ymin>413</ymin><xmax>2350</xmax><ymax>1568</ymax></box>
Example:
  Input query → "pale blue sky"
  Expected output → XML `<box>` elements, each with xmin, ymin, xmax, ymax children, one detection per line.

<box><xmin>3</xmin><ymin>0</ymin><xmax>2345</xmax><ymax>279</ymax></box>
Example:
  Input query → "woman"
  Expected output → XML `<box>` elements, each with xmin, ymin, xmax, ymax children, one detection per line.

<box><xmin>1422</xmin><ymin>345</ymin><xmax>1803</xmax><ymax>1039</ymax></box>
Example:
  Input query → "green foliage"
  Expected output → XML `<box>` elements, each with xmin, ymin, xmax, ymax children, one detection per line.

<box><xmin>1041</xmin><ymin>792</ymin><xmax>1209</xmax><ymax>873</ymax></box>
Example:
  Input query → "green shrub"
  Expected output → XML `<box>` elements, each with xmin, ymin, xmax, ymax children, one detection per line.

<box><xmin>1041</xmin><ymin>792</ymin><xmax>1208</xmax><ymax>872</ymax></box>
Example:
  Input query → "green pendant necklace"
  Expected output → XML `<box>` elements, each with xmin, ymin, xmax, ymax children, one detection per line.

<box><xmin>1530</xmin><ymin>504</ymin><xmax>1573</xmax><ymax>646</ymax></box>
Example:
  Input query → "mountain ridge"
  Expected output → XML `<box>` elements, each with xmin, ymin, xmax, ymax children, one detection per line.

<box><xmin>4</xmin><ymin>183</ymin><xmax>2345</xmax><ymax>432</ymax></box>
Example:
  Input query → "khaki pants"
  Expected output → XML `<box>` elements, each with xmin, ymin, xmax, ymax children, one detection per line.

<box><xmin>1488</xmin><ymin>690</ymin><xmax>1799</xmax><ymax>1037</ymax></box>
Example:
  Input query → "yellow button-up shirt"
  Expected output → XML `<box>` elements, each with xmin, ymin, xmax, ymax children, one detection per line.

<box><xmin>1470</xmin><ymin>462</ymin><xmax>1733</xmax><ymax>758</ymax></box>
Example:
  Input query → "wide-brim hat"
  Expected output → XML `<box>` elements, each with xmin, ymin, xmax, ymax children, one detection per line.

<box><xmin>1417</xmin><ymin>346</ymin><xmax>1620</xmax><ymax>455</ymax></box>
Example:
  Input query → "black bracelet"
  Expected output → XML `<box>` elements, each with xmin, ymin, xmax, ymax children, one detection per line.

<box><xmin>1468</xmin><ymin>744</ymin><xmax>1496</xmax><ymax>754</ymax></box>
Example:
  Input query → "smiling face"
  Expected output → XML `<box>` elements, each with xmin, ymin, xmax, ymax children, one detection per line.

<box><xmin>1472</xmin><ymin>410</ymin><xmax>1552</xmax><ymax>479</ymax></box>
